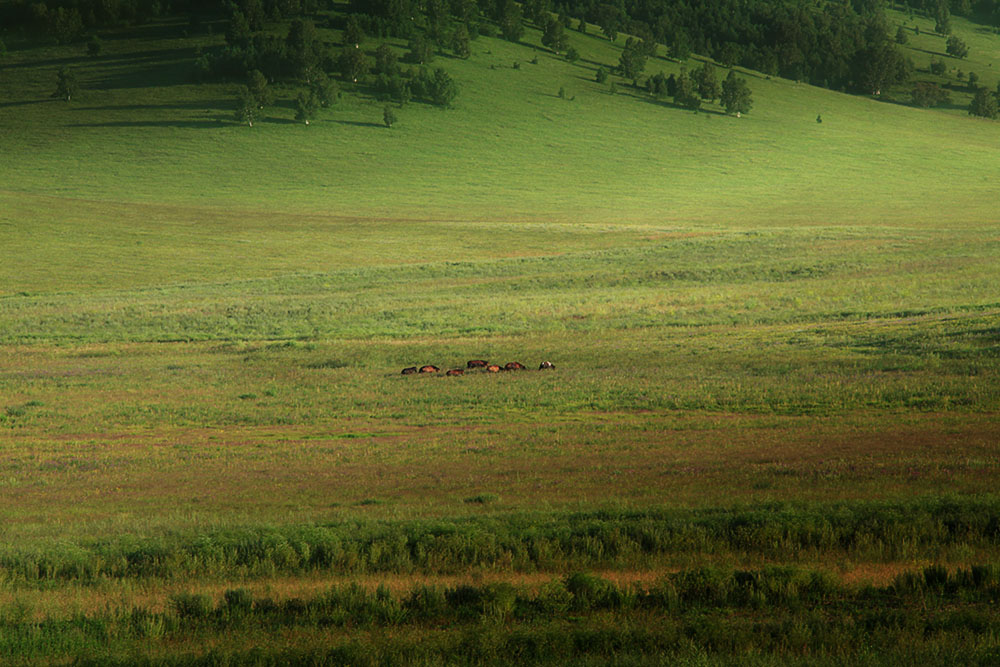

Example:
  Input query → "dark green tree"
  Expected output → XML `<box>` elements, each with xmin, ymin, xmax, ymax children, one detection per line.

<box><xmin>87</xmin><ymin>34</ymin><xmax>102</xmax><ymax>56</ymax></box>
<box><xmin>234</xmin><ymin>85</ymin><xmax>258</xmax><ymax>126</ymax></box>
<box><xmin>428</xmin><ymin>67</ymin><xmax>457</xmax><ymax>106</ymax></box>
<box><xmin>895</xmin><ymin>25</ymin><xmax>908</xmax><ymax>44</ymax></box>
<box><xmin>497</xmin><ymin>0</ymin><xmax>524</xmax><ymax>42</ymax></box>
<box><xmin>383</xmin><ymin>104</ymin><xmax>397</xmax><ymax>127</ymax></box>
<box><xmin>618</xmin><ymin>38</ymin><xmax>647</xmax><ymax>80</ymax></box>
<box><xmin>946</xmin><ymin>35</ymin><xmax>968</xmax><ymax>59</ymax></box>
<box><xmin>52</xmin><ymin>67</ymin><xmax>79</xmax><ymax>101</ymax></box>
<box><xmin>565</xmin><ymin>46</ymin><xmax>579</xmax><ymax>62</ymax></box>
<box><xmin>226</xmin><ymin>9</ymin><xmax>252</xmax><ymax>48</ymax></box>
<box><xmin>247</xmin><ymin>70</ymin><xmax>273</xmax><ymax>108</ymax></box>
<box><xmin>344</xmin><ymin>14</ymin><xmax>365</xmax><ymax>46</ymax></box>
<box><xmin>596</xmin><ymin>66</ymin><xmax>607</xmax><ymax>83</ymax></box>
<box><xmin>968</xmin><ymin>71</ymin><xmax>979</xmax><ymax>89</ymax></box>
<box><xmin>406</xmin><ymin>34</ymin><xmax>434</xmax><ymax>64</ymax></box>
<box><xmin>853</xmin><ymin>42</ymin><xmax>909</xmax><ymax>95</ymax></box>
<box><xmin>935</xmin><ymin>6</ymin><xmax>951</xmax><ymax>34</ymax></box>
<box><xmin>694</xmin><ymin>62</ymin><xmax>720</xmax><ymax>102</ymax></box>
<box><xmin>968</xmin><ymin>87</ymin><xmax>998</xmax><ymax>118</ymax></box>
<box><xmin>375</xmin><ymin>43</ymin><xmax>398</xmax><ymax>75</ymax></box>
<box><xmin>339</xmin><ymin>47</ymin><xmax>371</xmax><ymax>82</ymax></box>
<box><xmin>286</xmin><ymin>19</ymin><xmax>319</xmax><ymax>78</ymax></box>
<box><xmin>911</xmin><ymin>81</ymin><xmax>949</xmax><ymax>107</ymax></box>
<box><xmin>541</xmin><ymin>16</ymin><xmax>568</xmax><ymax>53</ymax></box>
<box><xmin>930</xmin><ymin>59</ymin><xmax>946</xmax><ymax>75</ymax></box>
<box><xmin>310</xmin><ymin>73</ymin><xmax>338</xmax><ymax>107</ymax></box>
<box><xmin>720</xmin><ymin>70</ymin><xmax>752</xmax><ymax>115</ymax></box>
<box><xmin>577</xmin><ymin>18</ymin><xmax>587</xmax><ymax>33</ymax></box>
<box><xmin>295</xmin><ymin>90</ymin><xmax>318</xmax><ymax>124</ymax></box>
<box><xmin>668</xmin><ymin>30</ymin><xmax>691</xmax><ymax>61</ymax></box>
<box><xmin>647</xmin><ymin>71</ymin><xmax>669</xmax><ymax>98</ymax></box>
<box><xmin>673</xmin><ymin>69</ymin><xmax>700</xmax><ymax>110</ymax></box>
<box><xmin>452</xmin><ymin>23</ymin><xmax>471</xmax><ymax>59</ymax></box>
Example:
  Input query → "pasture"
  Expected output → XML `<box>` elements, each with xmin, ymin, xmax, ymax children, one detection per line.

<box><xmin>1</xmin><ymin>8</ymin><xmax>999</xmax><ymax>663</ymax></box>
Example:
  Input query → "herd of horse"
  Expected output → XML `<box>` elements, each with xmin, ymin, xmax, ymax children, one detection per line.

<box><xmin>401</xmin><ymin>359</ymin><xmax>556</xmax><ymax>376</ymax></box>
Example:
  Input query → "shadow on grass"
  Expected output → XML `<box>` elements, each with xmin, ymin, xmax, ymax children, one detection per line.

<box><xmin>0</xmin><ymin>98</ymin><xmax>62</xmax><ymax>109</ymax></box>
<box><xmin>334</xmin><ymin>120</ymin><xmax>385</xmax><ymax>128</ymax></box>
<box><xmin>68</xmin><ymin>118</ymin><xmax>226</xmax><ymax>128</ymax></box>
<box><xmin>74</xmin><ymin>100</ymin><xmax>232</xmax><ymax>111</ymax></box>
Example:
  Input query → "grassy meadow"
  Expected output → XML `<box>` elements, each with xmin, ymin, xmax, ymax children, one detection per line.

<box><xmin>1</xmin><ymin>7</ymin><xmax>1000</xmax><ymax>664</ymax></box>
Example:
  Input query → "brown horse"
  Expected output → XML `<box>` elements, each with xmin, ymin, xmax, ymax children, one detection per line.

<box><xmin>466</xmin><ymin>360</ymin><xmax>488</xmax><ymax>369</ymax></box>
<box><xmin>419</xmin><ymin>365</ymin><xmax>440</xmax><ymax>373</ymax></box>
<box><xmin>486</xmin><ymin>364</ymin><xmax>502</xmax><ymax>373</ymax></box>
<box><xmin>504</xmin><ymin>362</ymin><xmax>526</xmax><ymax>371</ymax></box>
<box><xmin>538</xmin><ymin>361</ymin><xmax>555</xmax><ymax>370</ymax></box>
<box><xmin>446</xmin><ymin>368</ymin><xmax>464</xmax><ymax>376</ymax></box>
<box><xmin>401</xmin><ymin>366</ymin><xmax>418</xmax><ymax>374</ymax></box>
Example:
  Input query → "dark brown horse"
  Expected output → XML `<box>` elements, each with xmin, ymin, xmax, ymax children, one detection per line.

<box><xmin>466</xmin><ymin>360</ymin><xmax>488</xmax><ymax>369</ymax></box>
<box><xmin>446</xmin><ymin>368</ymin><xmax>464</xmax><ymax>376</ymax></box>
<box><xmin>401</xmin><ymin>366</ymin><xmax>418</xmax><ymax>374</ymax></box>
<box><xmin>504</xmin><ymin>362</ymin><xmax>526</xmax><ymax>371</ymax></box>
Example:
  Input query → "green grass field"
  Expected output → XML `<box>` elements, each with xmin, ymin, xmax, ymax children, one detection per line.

<box><xmin>1</xmin><ymin>8</ymin><xmax>1000</xmax><ymax>664</ymax></box>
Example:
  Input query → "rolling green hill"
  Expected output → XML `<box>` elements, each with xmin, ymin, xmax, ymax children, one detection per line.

<box><xmin>1</xmin><ymin>6</ymin><xmax>1000</xmax><ymax>664</ymax></box>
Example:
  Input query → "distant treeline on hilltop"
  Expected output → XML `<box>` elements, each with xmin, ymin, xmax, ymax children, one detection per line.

<box><xmin>2</xmin><ymin>0</ymin><xmax>999</xmax><ymax>94</ymax></box>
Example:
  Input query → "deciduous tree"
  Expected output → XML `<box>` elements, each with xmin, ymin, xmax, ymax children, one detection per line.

<box><xmin>720</xmin><ymin>70</ymin><xmax>752</xmax><ymax>115</ymax></box>
<box><xmin>52</xmin><ymin>67</ymin><xmax>79</xmax><ymax>101</ymax></box>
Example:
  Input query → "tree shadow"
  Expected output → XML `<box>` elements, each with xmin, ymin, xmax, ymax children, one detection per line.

<box><xmin>260</xmin><ymin>117</ymin><xmax>301</xmax><ymax>125</ymax></box>
<box><xmin>0</xmin><ymin>46</ymin><xmax>193</xmax><ymax>71</ymax></box>
<box><xmin>68</xmin><ymin>118</ymin><xmax>227</xmax><ymax>128</ymax></box>
<box><xmin>0</xmin><ymin>98</ymin><xmax>61</xmax><ymax>109</ymax></box>
<box><xmin>334</xmin><ymin>119</ymin><xmax>384</xmax><ymax>128</ymax></box>
<box><xmin>73</xmin><ymin>100</ymin><xmax>232</xmax><ymax>111</ymax></box>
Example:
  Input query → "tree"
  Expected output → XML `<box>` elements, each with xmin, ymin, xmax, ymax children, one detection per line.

<box><xmin>310</xmin><ymin>73</ymin><xmax>338</xmax><ymax>107</ymax></box>
<box><xmin>895</xmin><ymin>25</ymin><xmax>908</xmax><ymax>44</ymax></box>
<box><xmin>668</xmin><ymin>29</ymin><xmax>691</xmax><ymax>61</ymax></box>
<box><xmin>968</xmin><ymin>87</ymin><xmax>998</xmax><ymax>118</ymax></box>
<box><xmin>694</xmin><ymin>62</ymin><xmax>720</xmax><ymax>102</ymax></box>
<box><xmin>946</xmin><ymin>35</ymin><xmax>968</xmax><ymax>59</ymax></box>
<box><xmin>247</xmin><ymin>70</ymin><xmax>273</xmax><ymax>109</ymax></box>
<box><xmin>852</xmin><ymin>42</ymin><xmax>910</xmax><ymax>95</ymax></box>
<box><xmin>930</xmin><ymin>59</ymin><xmax>946</xmax><ymax>75</ymax></box>
<box><xmin>234</xmin><ymin>85</ymin><xmax>258</xmax><ymax>126</ymax></box>
<box><xmin>618</xmin><ymin>38</ymin><xmax>647</xmax><ymax>81</ymax></box>
<box><xmin>344</xmin><ymin>14</ymin><xmax>365</xmax><ymax>46</ymax></box>
<box><xmin>406</xmin><ymin>34</ymin><xmax>434</xmax><ymax>64</ymax></box>
<box><xmin>52</xmin><ymin>67</ymin><xmax>79</xmax><ymax>102</ymax></box>
<box><xmin>452</xmin><ymin>23</ymin><xmax>471</xmax><ymax>59</ymax></box>
<box><xmin>428</xmin><ymin>67</ymin><xmax>457</xmax><ymax>106</ymax></box>
<box><xmin>673</xmin><ymin>69</ymin><xmax>700</xmax><ymax>110</ymax></box>
<box><xmin>497</xmin><ymin>0</ymin><xmax>524</xmax><ymax>42</ymax></box>
<box><xmin>968</xmin><ymin>71</ymin><xmax>979</xmax><ymax>89</ymax></box>
<box><xmin>87</xmin><ymin>34</ymin><xmax>102</xmax><ymax>56</ymax></box>
<box><xmin>383</xmin><ymin>104</ymin><xmax>397</xmax><ymax>127</ymax></box>
<box><xmin>295</xmin><ymin>91</ymin><xmax>318</xmax><ymax>124</ymax></box>
<box><xmin>286</xmin><ymin>19</ymin><xmax>319</xmax><ymax>78</ymax></box>
<box><xmin>647</xmin><ymin>71</ymin><xmax>669</xmax><ymax>98</ymax></box>
<box><xmin>565</xmin><ymin>46</ymin><xmax>579</xmax><ymax>63</ymax></box>
<box><xmin>720</xmin><ymin>70</ymin><xmax>753</xmax><ymax>115</ymax></box>
<box><xmin>935</xmin><ymin>7</ymin><xmax>951</xmax><ymax>34</ymax></box>
<box><xmin>595</xmin><ymin>66</ymin><xmax>608</xmax><ymax>83</ymax></box>
<box><xmin>375</xmin><ymin>43</ymin><xmax>398</xmax><ymax>75</ymax></box>
<box><xmin>911</xmin><ymin>81</ymin><xmax>950</xmax><ymax>107</ymax></box>
<box><xmin>541</xmin><ymin>16</ymin><xmax>568</xmax><ymax>53</ymax></box>
<box><xmin>226</xmin><ymin>9</ymin><xmax>252</xmax><ymax>48</ymax></box>
<box><xmin>339</xmin><ymin>47</ymin><xmax>371</xmax><ymax>83</ymax></box>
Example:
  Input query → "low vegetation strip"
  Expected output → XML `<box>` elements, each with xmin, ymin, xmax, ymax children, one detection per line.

<box><xmin>2</xmin><ymin>497</ymin><xmax>998</xmax><ymax>584</ymax></box>
<box><xmin>8</xmin><ymin>565</ymin><xmax>1000</xmax><ymax>664</ymax></box>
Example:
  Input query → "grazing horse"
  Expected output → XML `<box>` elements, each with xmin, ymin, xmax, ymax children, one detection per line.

<box><xmin>486</xmin><ymin>364</ymin><xmax>502</xmax><ymax>373</ymax></box>
<box><xmin>446</xmin><ymin>368</ymin><xmax>464</xmax><ymax>376</ymax></box>
<box><xmin>401</xmin><ymin>366</ymin><xmax>418</xmax><ymax>374</ymax></box>
<box><xmin>504</xmin><ymin>362</ymin><xmax>526</xmax><ymax>371</ymax></box>
<box><xmin>467</xmin><ymin>360</ymin><xmax>488</xmax><ymax>369</ymax></box>
<box><xmin>419</xmin><ymin>365</ymin><xmax>440</xmax><ymax>373</ymax></box>
<box><xmin>538</xmin><ymin>361</ymin><xmax>555</xmax><ymax>370</ymax></box>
